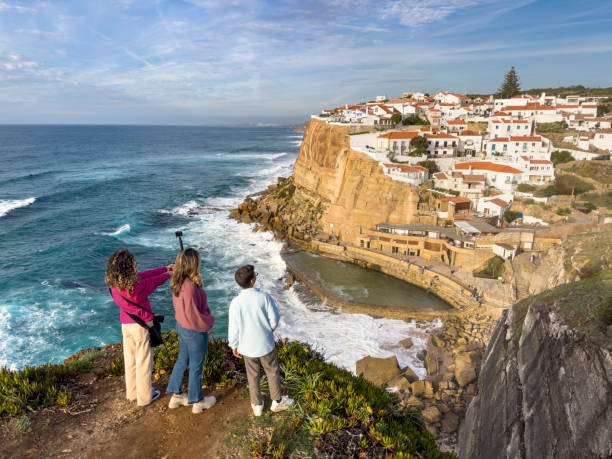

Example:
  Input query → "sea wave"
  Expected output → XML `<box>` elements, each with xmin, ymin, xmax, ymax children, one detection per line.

<box><xmin>143</xmin><ymin>200</ymin><xmax>441</xmax><ymax>377</ymax></box>
<box><xmin>0</xmin><ymin>197</ymin><xmax>36</xmax><ymax>218</ymax></box>
<box><xmin>100</xmin><ymin>224</ymin><xmax>131</xmax><ymax>236</ymax></box>
<box><xmin>226</xmin><ymin>152</ymin><xmax>288</xmax><ymax>160</ymax></box>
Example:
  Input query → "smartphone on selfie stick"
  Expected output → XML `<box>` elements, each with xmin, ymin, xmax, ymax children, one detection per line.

<box><xmin>175</xmin><ymin>231</ymin><xmax>184</xmax><ymax>251</ymax></box>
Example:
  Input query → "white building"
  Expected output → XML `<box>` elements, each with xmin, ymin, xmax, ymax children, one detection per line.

<box><xmin>425</xmin><ymin>133</ymin><xmax>459</xmax><ymax>157</ymax></box>
<box><xmin>445</xmin><ymin>119</ymin><xmax>468</xmax><ymax>133</ymax></box>
<box><xmin>382</xmin><ymin>164</ymin><xmax>429</xmax><ymax>185</ymax></box>
<box><xmin>433</xmin><ymin>171</ymin><xmax>486</xmax><ymax>199</ymax></box>
<box><xmin>435</xmin><ymin>92</ymin><xmax>470</xmax><ymax>105</ymax></box>
<box><xmin>477</xmin><ymin>196</ymin><xmax>511</xmax><ymax>217</ymax></box>
<box><xmin>486</xmin><ymin>136</ymin><xmax>550</xmax><ymax>160</ymax></box>
<box><xmin>593</xmin><ymin>129</ymin><xmax>612</xmax><ymax>151</ymax></box>
<box><xmin>517</xmin><ymin>156</ymin><xmax>555</xmax><ymax>184</ymax></box>
<box><xmin>458</xmin><ymin>130</ymin><xmax>483</xmax><ymax>157</ymax></box>
<box><xmin>503</xmin><ymin>103</ymin><xmax>561</xmax><ymax>122</ymax></box>
<box><xmin>493</xmin><ymin>243</ymin><xmax>517</xmax><ymax>260</ymax></box>
<box><xmin>454</xmin><ymin>161</ymin><xmax>523</xmax><ymax>192</ymax></box>
<box><xmin>376</xmin><ymin>131</ymin><xmax>419</xmax><ymax>152</ymax></box>
<box><xmin>488</xmin><ymin>119</ymin><xmax>533</xmax><ymax>138</ymax></box>
<box><xmin>566</xmin><ymin>114</ymin><xmax>611</xmax><ymax>131</ymax></box>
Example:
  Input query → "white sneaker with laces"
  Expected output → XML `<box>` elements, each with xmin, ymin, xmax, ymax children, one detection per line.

<box><xmin>168</xmin><ymin>396</ymin><xmax>189</xmax><ymax>409</ymax></box>
<box><xmin>192</xmin><ymin>396</ymin><xmax>216</xmax><ymax>414</ymax></box>
<box><xmin>270</xmin><ymin>396</ymin><xmax>294</xmax><ymax>413</ymax></box>
<box><xmin>251</xmin><ymin>404</ymin><xmax>264</xmax><ymax>417</ymax></box>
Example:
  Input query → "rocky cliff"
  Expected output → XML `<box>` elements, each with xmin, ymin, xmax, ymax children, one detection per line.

<box><xmin>458</xmin><ymin>269</ymin><xmax>612</xmax><ymax>459</ymax></box>
<box><xmin>230</xmin><ymin>119</ymin><xmax>419</xmax><ymax>241</ymax></box>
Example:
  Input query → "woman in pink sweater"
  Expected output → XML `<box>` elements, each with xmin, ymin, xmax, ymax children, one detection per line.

<box><xmin>106</xmin><ymin>250</ymin><xmax>172</xmax><ymax>406</ymax></box>
<box><xmin>166</xmin><ymin>248</ymin><xmax>216</xmax><ymax>414</ymax></box>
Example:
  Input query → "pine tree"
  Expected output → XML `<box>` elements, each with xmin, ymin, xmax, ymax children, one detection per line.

<box><xmin>497</xmin><ymin>67</ymin><xmax>521</xmax><ymax>98</ymax></box>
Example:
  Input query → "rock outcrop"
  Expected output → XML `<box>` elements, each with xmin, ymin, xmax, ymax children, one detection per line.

<box><xmin>230</xmin><ymin>119</ymin><xmax>420</xmax><ymax>241</ymax></box>
<box><xmin>458</xmin><ymin>270</ymin><xmax>612</xmax><ymax>459</ymax></box>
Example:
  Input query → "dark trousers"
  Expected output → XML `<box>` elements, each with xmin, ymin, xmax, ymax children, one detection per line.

<box><xmin>244</xmin><ymin>349</ymin><xmax>282</xmax><ymax>406</ymax></box>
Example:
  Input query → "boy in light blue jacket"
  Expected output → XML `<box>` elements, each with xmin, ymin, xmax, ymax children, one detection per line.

<box><xmin>228</xmin><ymin>264</ymin><xmax>294</xmax><ymax>416</ymax></box>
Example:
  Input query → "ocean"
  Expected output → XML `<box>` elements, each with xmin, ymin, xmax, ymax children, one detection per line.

<box><xmin>0</xmin><ymin>125</ymin><xmax>439</xmax><ymax>377</ymax></box>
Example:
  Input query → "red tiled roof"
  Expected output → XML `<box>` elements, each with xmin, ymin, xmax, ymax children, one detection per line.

<box><xmin>492</xmin><ymin>111</ymin><xmax>510</xmax><ymax>116</ymax></box>
<box><xmin>459</xmin><ymin>130</ymin><xmax>481</xmax><ymax>136</ymax></box>
<box><xmin>425</xmin><ymin>133</ymin><xmax>458</xmax><ymax>139</ymax></box>
<box><xmin>455</xmin><ymin>161</ymin><xmax>522</xmax><ymax>174</ymax></box>
<box><xmin>463</xmin><ymin>174</ymin><xmax>486</xmax><ymax>182</ymax></box>
<box><xmin>529</xmin><ymin>160</ymin><xmax>552</xmax><ymax>164</ymax></box>
<box><xmin>433</xmin><ymin>172</ymin><xmax>447</xmax><ymax>180</ymax></box>
<box><xmin>504</xmin><ymin>103</ymin><xmax>555</xmax><ymax>111</ymax></box>
<box><xmin>487</xmin><ymin>198</ymin><xmax>509</xmax><ymax>207</ymax></box>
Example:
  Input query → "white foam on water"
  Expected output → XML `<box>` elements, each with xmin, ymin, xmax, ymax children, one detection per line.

<box><xmin>0</xmin><ymin>197</ymin><xmax>36</xmax><ymax>218</ymax></box>
<box><xmin>226</xmin><ymin>152</ymin><xmax>288</xmax><ymax>160</ymax></box>
<box><xmin>99</xmin><ymin>224</ymin><xmax>131</xmax><ymax>236</ymax></box>
<box><xmin>119</xmin><ymin>142</ymin><xmax>442</xmax><ymax>377</ymax></box>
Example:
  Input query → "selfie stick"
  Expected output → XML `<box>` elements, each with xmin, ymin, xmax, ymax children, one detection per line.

<box><xmin>175</xmin><ymin>231</ymin><xmax>184</xmax><ymax>251</ymax></box>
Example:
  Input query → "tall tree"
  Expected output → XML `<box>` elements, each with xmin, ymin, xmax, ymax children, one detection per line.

<box><xmin>498</xmin><ymin>67</ymin><xmax>521</xmax><ymax>98</ymax></box>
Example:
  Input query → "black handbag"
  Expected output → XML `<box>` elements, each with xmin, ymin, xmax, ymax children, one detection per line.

<box><xmin>109</xmin><ymin>288</ymin><xmax>165</xmax><ymax>347</ymax></box>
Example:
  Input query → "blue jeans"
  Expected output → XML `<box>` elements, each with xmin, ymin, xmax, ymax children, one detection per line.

<box><xmin>166</xmin><ymin>323</ymin><xmax>209</xmax><ymax>404</ymax></box>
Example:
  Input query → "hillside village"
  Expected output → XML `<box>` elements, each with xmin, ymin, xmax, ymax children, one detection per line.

<box><xmin>306</xmin><ymin>88</ymin><xmax>611</xmax><ymax>281</ymax></box>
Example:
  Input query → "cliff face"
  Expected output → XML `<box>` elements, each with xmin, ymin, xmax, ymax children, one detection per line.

<box><xmin>293</xmin><ymin>119</ymin><xmax>419</xmax><ymax>239</ymax></box>
<box><xmin>458</xmin><ymin>270</ymin><xmax>612</xmax><ymax>459</ymax></box>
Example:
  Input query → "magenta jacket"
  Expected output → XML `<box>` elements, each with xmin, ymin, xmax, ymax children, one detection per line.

<box><xmin>172</xmin><ymin>278</ymin><xmax>215</xmax><ymax>332</ymax></box>
<box><xmin>110</xmin><ymin>267</ymin><xmax>170</xmax><ymax>324</ymax></box>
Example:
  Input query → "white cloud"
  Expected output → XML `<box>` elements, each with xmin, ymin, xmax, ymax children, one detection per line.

<box><xmin>382</xmin><ymin>0</ymin><xmax>483</xmax><ymax>26</ymax></box>
<box><xmin>0</xmin><ymin>2</ymin><xmax>36</xmax><ymax>13</ymax></box>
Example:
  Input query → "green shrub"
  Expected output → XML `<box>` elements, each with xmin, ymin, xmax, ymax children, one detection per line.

<box><xmin>504</xmin><ymin>210</ymin><xmax>521</xmax><ymax>223</ymax></box>
<box><xmin>417</xmin><ymin>160</ymin><xmax>439</xmax><ymax>174</ymax></box>
<box><xmin>402</xmin><ymin>115</ymin><xmax>429</xmax><ymax>126</ymax></box>
<box><xmin>551</xmin><ymin>150</ymin><xmax>575</xmax><ymax>165</ymax></box>
<box><xmin>556</xmin><ymin>208</ymin><xmax>571</xmax><ymax>216</ymax></box>
<box><xmin>516</xmin><ymin>183</ymin><xmax>536</xmax><ymax>192</ymax></box>
<box><xmin>537</xmin><ymin>121</ymin><xmax>568</xmax><ymax>133</ymax></box>
<box><xmin>474</xmin><ymin>256</ymin><xmax>505</xmax><ymax>279</ymax></box>
<box><xmin>535</xmin><ymin>175</ymin><xmax>594</xmax><ymax>197</ymax></box>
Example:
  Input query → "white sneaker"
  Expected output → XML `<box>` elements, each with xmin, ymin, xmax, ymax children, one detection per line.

<box><xmin>192</xmin><ymin>396</ymin><xmax>216</xmax><ymax>414</ymax></box>
<box><xmin>168</xmin><ymin>396</ymin><xmax>189</xmax><ymax>409</ymax></box>
<box><xmin>251</xmin><ymin>404</ymin><xmax>264</xmax><ymax>417</ymax></box>
<box><xmin>270</xmin><ymin>396</ymin><xmax>294</xmax><ymax>413</ymax></box>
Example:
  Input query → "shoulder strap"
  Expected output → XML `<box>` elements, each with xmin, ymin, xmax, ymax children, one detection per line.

<box><xmin>109</xmin><ymin>288</ymin><xmax>151</xmax><ymax>329</ymax></box>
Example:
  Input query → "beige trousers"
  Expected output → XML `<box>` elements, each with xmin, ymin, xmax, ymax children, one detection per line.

<box><xmin>122</xmin><ymin>322</ymin><xmax>153</xmax><ymax>406</ymax></box>
<box><xmin>244</xmin><ymin>349</ymin><xmax>282</xmax><ymax>406</ymax></box>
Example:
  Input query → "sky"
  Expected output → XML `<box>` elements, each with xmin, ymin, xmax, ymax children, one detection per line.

<box><xmin>0</xmin><ymin>0</ymin><xmax>611</xmax><ymax>125</ymax></box>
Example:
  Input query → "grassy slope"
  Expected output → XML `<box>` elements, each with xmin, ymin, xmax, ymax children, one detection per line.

<box><xmin>1</xmin><ymin>335</ymin><xmax>453</xmax><ymax>458</ymax></box>
<box><xmin>512</xmin><ymin>269</ymin><xmax>612</xmax><ymax>345</ymax></box>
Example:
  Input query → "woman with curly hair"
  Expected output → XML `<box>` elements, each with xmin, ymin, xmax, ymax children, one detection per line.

<box><xmin>166</xmin><ymin>248</ymin><xmax>216</xmax><ymax>413</ymax></box>
<box><xmin>106</xmin><ymin>250</ymin><xmax>172</xmax><ymax>406</ymax></box>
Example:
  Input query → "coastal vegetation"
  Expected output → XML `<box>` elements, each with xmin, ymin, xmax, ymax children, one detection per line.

<box><xmin>418</xmin><ymin>160</ymin><xmax>440</xmax><ymax>174</ymax></box>
<box><xmin>1</xmin><ymin>336</ymin><xmax>453</xmax><ymax>458</ymax></box>
<box><xmin>497</xmin><ymin>67</ymin><xmax>521</xmax><ymax>98</ymax></box>
<box><xmin>550</xmin><ymin>150</ymin><xmax>574</xmax><ymax>165</ymax></box>
<box><xmin>560</xmin><ymin>160</ymin><xmax>612</xmax><ymax>184</ymax></box>
<box><xmin>536</xmin><ymin>121</ymin><xmax>568</xmax><ymax>133</ymax></box>
<box><xmin>473</xmin><ymin>256</ymin><xmax>505</xmax><ymax>279</ymax></box>
<box><xmin>534</xmin><ymin>174</ymin><xmax>594</xmax><ymax>197</ymax></box>
<box><xmin>402</xmin><ymin>115</ymin><xmax>430</xmax><ymax>126</ymax></box>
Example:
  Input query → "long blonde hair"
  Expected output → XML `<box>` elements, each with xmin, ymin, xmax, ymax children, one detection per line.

<box><xmin>105</xmin><ymin>250</ymin><xmax>141</xmax><ymax>294</ymax></box>
<box><xmin>170</xmin><ymin>248</ymin><xmax>203</xmax><ymax>296</ymax></box>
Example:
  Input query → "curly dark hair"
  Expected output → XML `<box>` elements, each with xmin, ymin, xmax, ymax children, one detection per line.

<box><xmin>105</xmin><ymin>250</ymin><xmax>141</xmax><ymax>293</ymax></box>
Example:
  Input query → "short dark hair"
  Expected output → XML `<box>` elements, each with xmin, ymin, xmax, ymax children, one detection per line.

<box><xmin>235</xmin><ymin>264</ymin><xmax>255</xmax><ymax>289</ymax></box>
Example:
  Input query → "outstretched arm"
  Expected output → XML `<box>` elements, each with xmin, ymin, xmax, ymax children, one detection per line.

<box><xmin>266</xmin><ymin>295</ymin><xmax>280</xmax><ymax>331</ymax></box>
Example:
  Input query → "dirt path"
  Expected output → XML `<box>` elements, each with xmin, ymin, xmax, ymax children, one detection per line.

<box><xmin>0</xmin><ymin>348</ymin><xmax>252</xmax><ymax>459</ymax></box>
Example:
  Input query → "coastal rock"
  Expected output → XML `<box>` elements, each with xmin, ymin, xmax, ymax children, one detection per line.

<box><xmin>410</xmin><ymin>380</ymin><xmax>426</xmax><ymax>397</ymax></box>
<box><xmin>421</xmin><ymin>406</ymin><xmax>442</xmax><ymax>424</ymax></box>
<box><xmin>399</xmin><ymin>337</ymin><xmax>414</xmax><ymax>349</ymax></box>
<box><xmin>401</xmin><ymin>366</ymin><xmax>418</xmax><ymax>383</ymax></box>
<box><xmin>425</xmin><ymin>354</ymin><xmax>439</xmax><ymax>376</ymax></box>
<box><xmin>405</xmin><ymin>396</ymin><xmax>422</xmax><ymax>408</ymax></box>
<box><xmin>442</xmin><ymin>412</ymin><xmax>460</xmax><ymax>433</ymax></box>
<box><xmin>454</xmin><ymin>360</ymin><xmax>476</xmax><ymax>388</ymax></box>
<box><xmin>355</xmin><ymin>356</ymin><xmax>401</xmax><ymax>386</ymax></box>
<box><xmin>459</xmin><ymin>272</ymin><xmax>612</xmax><ymax>459</ymax></box>
<box><xmin>387</xmin><ymin>374</ymin><xmax>412</xmax><ymax>392</ymax></box>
